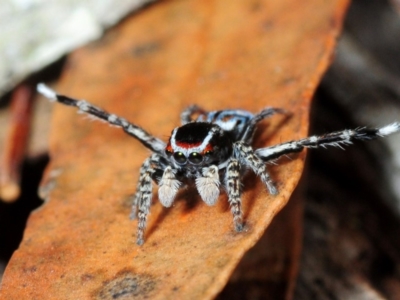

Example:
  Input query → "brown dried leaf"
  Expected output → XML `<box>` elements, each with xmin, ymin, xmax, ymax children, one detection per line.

<box><xmin>0</xmin><ymin>0</ymin><xmax>349</xmax><ymax>299</ymax></box>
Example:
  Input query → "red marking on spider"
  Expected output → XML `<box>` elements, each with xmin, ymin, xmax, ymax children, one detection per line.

<box><xmin>175</xmin><ymin>141</ymin><xmax>202</xmax><ymax>149</ymax></box>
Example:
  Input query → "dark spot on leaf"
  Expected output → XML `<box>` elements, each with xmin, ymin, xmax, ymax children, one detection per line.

<box><xmin>95</xmin><ymin>270</ymin><xmax>157</xmax><ymax>300</ymax></box>
<box><xmin>131</xmin><ymin>42</ymin><xmax>161</xmax><ymax>57</ymax></box>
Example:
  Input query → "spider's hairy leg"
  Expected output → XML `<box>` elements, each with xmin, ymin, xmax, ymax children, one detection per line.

<box><xmin>130</xmin><ymin>154</ymin><xmax>160</xmax><ymax>220</ymax></box>
<box><xmin>241</xmin><ymin>107</ymin><xmax>288</xmax><ymax>142</ymax></box>
<box><xmin>133</xmin><ymin>156</ymin><xmax>157</xmax><ymax>246</ymax></box>
<box><xmin>37</xmin><ymin>83</ymin><xmax>166</xmax><ymax>154</ymax></box>
<box><xmin>129</xmin><ymin>181</ymin><xmax>141</xmax><ymax>221</ymax></box>
<box><xmin>196</xmin><ymin>165</ymin><xmax>220</xmax><ymax>206</ymax></box>
<box><xmin>255</xmin><ymin>123</ymin><xmax>400</xmax><ymax>161</ymax></box>
<box><xmin>234</xmin><ymin>142</ymin><xmax>278</xmax><ymax>195</ymax></box>
<box><xmin>180</xmin><ymin>105</ymin><xmax>207</xmax><ymax>124</ymax></box>
<box><xmin>158</xmin><ymin>166</ymin><xmax>181</xmax><ymax>207</ymax></box>
<box><xmin>225</xmin><ymin>159</ymin><xmax>243</xmax><ymax>231</ymax></box>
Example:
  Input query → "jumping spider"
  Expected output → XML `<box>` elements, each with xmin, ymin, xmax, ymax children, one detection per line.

<box><xmin>37</xmin><ymin>83</ymin><xmax>400</xmax><ymax>245</ymax></box>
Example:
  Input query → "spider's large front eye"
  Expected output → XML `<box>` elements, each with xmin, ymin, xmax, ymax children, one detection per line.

<box><xmin>188</xmin><ymin>152</ymin><xmax>203</xmax><ymax>164</ymax></box>
<box><xmin>173</xmin><ymin>152</ymin><xmax>187</xmax><ymax>164</ymax></box>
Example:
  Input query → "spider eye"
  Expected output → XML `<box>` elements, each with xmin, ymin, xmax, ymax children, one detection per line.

<box><xmin>173</xmin><ymin>152</ymin><xmax>187</xmax><ymax>164</ymax></box>
<box><xmin>188</xmin><ymin>152</ymin><xmax>203</xmax><ymax>164</ymax></box>
<box><xmin>165</xmin><ymin>149</ymin><xmax>173</xmax><ymax>156</ymax></box>
<box><xmin>204</xmin><ymin>150</ymin><xmax>213</xmax><ymax>156</ymax></box>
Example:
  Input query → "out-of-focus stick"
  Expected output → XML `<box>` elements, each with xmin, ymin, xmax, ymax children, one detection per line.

<box><xmin>0</xmin><ymin>84</ymin><xmax>34</xmax><ymax>202</ymax></box>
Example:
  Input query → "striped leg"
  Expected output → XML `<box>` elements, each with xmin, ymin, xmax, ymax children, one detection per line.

<box><xmin>135</xmin><ymin>158</ymin><xmax>156</xmax><ymax>246</ymax></box>
<box><xmin>37</xmin><ymin>83</ymin><xmax>166</xmax><ymax>154</ymax></box>
<box><xmin>130</xmin><ymin>155</ymin><xmax>153</xmax><ymax>220</ymax></box>
<box><xmin>255</xmin><ymin>123</ymin><xmax>400</xmax><ymax>161</ymax></box>
<box><xmin>234</xmin><ymin>142</ymin><xmax>277</xmax><ymax>195</ymax></box>
<box><xmin>225</xmin><ymin>159</ymin><xmax>243</xmax><ymax>231</ymax></box>
<box><xmin>130</xmin><ymin>154</ymin><xmax>167</xmax><ymax>245</ymax></box>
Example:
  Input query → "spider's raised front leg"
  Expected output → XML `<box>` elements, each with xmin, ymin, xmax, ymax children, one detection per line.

<box><xmin>225</xmin><ymin>159</ymin><xmax>244</xmax><ymax>231</ymax></box>
<box><xmin>233</xmin><ymin>141</ymin><xmax>278</xmax><ymax>195</ymax></box>
<box><xmin>37</xmin><ymin>83</ymin><xmax>166</xmax><ymax>154</ymax></box>
<box><xmin>255</xmin><ymin>123</ymin><xmax>400</xmax><ymax>161</ymax></box>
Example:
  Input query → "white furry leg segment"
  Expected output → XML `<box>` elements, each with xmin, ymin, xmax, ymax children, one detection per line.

<box><xmin>196</xmin><ymin>165</ymin><xmax>220</xmax><ymax>206</ymax></box>
<box><xmin>225</xmin><ymin>159</ymin><xmax>243</xmax><ymax>231</ymax></box>
<box><xmin>158</xmin><ymin>166</ymin><xmax>181</xmax><ymax>207</ymax></box>
<box><xmin>234</xmin><ymin>142</ymin><xmax>277</xmax><ymax>195</ymax></box>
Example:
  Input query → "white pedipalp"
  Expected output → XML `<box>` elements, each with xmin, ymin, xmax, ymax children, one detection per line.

<box><xmin>196</xmin><ymin>165</ymin><xmax>220</xmax><ymax>206</ymax></box>
<box><xmin>158</xmin><ymin>166</ymin><xmax>181</xmax><ymax>207</ymax></box>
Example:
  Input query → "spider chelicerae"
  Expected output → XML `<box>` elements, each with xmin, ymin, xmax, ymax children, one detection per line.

<box><xmin>37</xmin><ymin>83</ymin><xmax>400</xmax><ymax>245</ymax></box>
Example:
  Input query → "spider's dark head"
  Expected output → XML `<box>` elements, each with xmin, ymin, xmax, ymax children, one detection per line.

<box><xmin>165</xmin><ymin>122</ymin><xmax>232</xmax><ymax>169</ymax></box>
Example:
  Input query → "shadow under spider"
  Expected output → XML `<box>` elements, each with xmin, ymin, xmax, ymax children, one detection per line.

<box><xmin>144</xmin><ymin>111</ymin><xmax>297</xmax><ymax>241</ymax></box>
<box><xmin>144</xmin><ymin>187</ymin><xmax>201</xmax><ymax>240</ymax></box>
